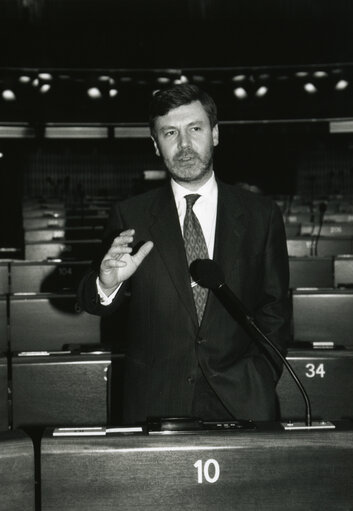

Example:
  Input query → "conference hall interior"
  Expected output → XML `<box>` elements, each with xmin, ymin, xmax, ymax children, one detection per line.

<box><xmin>0</xmin><ymin>1</ymin><xmax>352</xmax><ymax>510</ymax></box>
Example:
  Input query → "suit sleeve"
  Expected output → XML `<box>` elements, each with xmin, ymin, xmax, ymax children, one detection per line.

<box><xmin>253</xmin><ymin>200</ymin><xmax>291</xmax><ymax>381</ymax></box>
<box><xmin>77</xmin><ymin>202</ymin><xmax>130</xmax><ymax>316</ymax></box>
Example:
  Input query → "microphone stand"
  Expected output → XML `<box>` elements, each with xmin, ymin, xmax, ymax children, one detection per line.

<box><xmin>213</xmin><ymin>282</ymin><xmax>335</xmax><ymax>430</ymax></box>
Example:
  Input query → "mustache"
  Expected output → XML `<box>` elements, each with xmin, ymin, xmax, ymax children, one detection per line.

<box><xmin>174</xmin><ymin>148</ymin><xmax>199</xmax><ymax>161</ymax></box>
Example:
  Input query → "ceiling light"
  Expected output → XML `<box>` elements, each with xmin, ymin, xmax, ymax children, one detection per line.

<box><xmin>335</xmin><ymin>80</ymin><xmax>349</xmax><ymax>91</ymax></box>
<box><xmin>304</xmin><ymin>83</ymin><xmax>317</xmax><ymax>94</ymax></box>
<box><xmin>2</xmin><ymin>89</ymin><xmax>16</xmax><ymax>101</ymax></box>
<box><xmin>38</xmin><ymin>73</ymin><xmax>53</xmax><ymax>80</ymax></box>
<box><xmin>232</xmin><ymin>75</ymin><xmax>246</xmax><ymax>82</ymax></box>
<box><xmin>255</xmin><ymin>86</ymin><xmax>268</xmax><ymax>97</ymax></box>
<box><xmin>39</xmin><ymin>84</ymin><xmax>51</xmax><ymax>94</ymax></box>
<box><xmin>87</xmin><ymin>87</ymin><xmax>102</xmax><ymax>99</ymax></box>
<box><xmin>18</xmin><ymin>75</ymin><xmax>31</xmax><ymax>83</ymax></box>
<box><xmin>233</xmin><ymin>87</ymin><xmax>248</xmax><ymax>99</ymax></box>
<box><xmin>313</xmin><ymin>71</ymin><xmax>328</xmax><ymax>78</ymax></box>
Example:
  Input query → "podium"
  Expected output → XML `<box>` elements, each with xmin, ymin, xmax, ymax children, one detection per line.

<box><xmin>41</xmin><ymin>422</ymin><xmax>353</xmax><ymax>510</ymax></box>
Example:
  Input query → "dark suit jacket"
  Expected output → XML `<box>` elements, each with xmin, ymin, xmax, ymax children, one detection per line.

<box><xmin>78</xmin><ymin>179</ymin><xmax>290</xmax><ymax>424</ymax></box>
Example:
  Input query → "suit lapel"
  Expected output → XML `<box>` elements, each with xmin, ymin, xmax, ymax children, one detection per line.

<box><xmin>213</xmin><ymin>181</ymin><xmax>246</xmax><ymax>279</ymax></box>
<box><xmin>149</xmin><ymin>185</ymin><xmax>199</xmax><ymax>326</ymax></box>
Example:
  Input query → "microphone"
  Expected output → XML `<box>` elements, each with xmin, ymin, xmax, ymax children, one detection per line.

<box><xmin>190</xmin><ymin>259</ymin><xmax>335</xmax><ymax>431</ymax></box>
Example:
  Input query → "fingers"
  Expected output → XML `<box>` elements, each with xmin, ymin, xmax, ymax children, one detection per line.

<box><xmin>111</xmin><ymin>229</ymin><xmax>135</xmax><ymax>247</ymax></box>
<box><xmin>131</xmin><ymin>240</ymin><xmax>154</xmax><ymax>267</ymax></box>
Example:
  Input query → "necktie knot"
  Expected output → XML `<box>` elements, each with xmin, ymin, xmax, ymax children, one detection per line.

<box><xmin>185</xmin><ymin>194</ymin><xmax>200</xmax><ymax>210</ymax></box>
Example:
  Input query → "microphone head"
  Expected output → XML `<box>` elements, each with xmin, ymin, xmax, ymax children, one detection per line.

<box><xmin>189</xmin><ymin>259</ymin><xmax>225</xmax><ymax>290</ymax></box>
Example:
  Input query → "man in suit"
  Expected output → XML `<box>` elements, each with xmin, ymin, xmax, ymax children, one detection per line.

<box><xmin>78</xmin><ymin>84</ymin><xmax>290</xmax><ymax>425</ymax></box>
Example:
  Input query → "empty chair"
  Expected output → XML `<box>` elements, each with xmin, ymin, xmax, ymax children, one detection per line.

<box><xmin>24</xmin><ymin>239</ymin><xmax>101</xmax><ymax>261</ymax></box>
<box><xmin>289</xmin><ymin>256</ymin><xmax>333</xmax><ymax>289</ymax></box>
<box><xmin>11</xmin><ymin>260</ymin><xmax>91</xmax><ymax>293</ymax></box>
<box><xmin>11</xmin><ymin>351</ymin><xmax>123</xmax><ymax>428</ymax></box>
<box><xmin>292</xmin><ymin>289</ymin><xmax>353</xmax><ymax>347</ymax></box>
<box><xmin>277</xmin><ymin>348</ymin><xmax>353</xmax><ymax>420</ymax></box>
<box><xmin>9</xmin><ymin>293</ymin><xmax>100</xmax><ymax>351</ymax></box>
<box><xmin>300</xmin><ymin>223</ymin><xmax>353</xmax><ymax>237</ymax></box>
<box><xmin>334</xmin><ymin>255</ymin><xmax>353</xmax><ymax>287</ymax></box>
<box><xmin>287</xmin><ymin>237</ymin><xmax>353</xmax><ymax>257</ymax></box>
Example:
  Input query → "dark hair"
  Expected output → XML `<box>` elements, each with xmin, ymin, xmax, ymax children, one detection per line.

<box><xmin>149</xmin><ymin>84</ymin><xmax>218</xmax><ymax>135</ymax></box>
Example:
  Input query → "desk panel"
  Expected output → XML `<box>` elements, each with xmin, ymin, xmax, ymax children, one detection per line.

<box><xmin>0</xmin><ymin>431</ymin><xmax>34</xmax><ymax>511</ymax></box>
<box><xmin>10</xmin><ymin>294</ymin><xmax>100</xmax><ymax>351</ymax></box>
<box><xmin>277</xmin><ymin>349</ymin><xmax>353</xmax><ymax>420</ymax></box>
<box><xmin>41</xmin><ymin>424</ymin><xmax>353</xmax><ymax>511</ymax></box>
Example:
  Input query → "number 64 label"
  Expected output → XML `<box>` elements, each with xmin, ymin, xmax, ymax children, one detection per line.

<box><xmin>194</xmin><ymin>459</ymin><xmax>220</xmax><ymax>484</ymax></box>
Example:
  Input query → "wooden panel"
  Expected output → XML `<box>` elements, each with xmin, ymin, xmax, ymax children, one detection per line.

<box><xmin>0</xmin><ymin>357</ymin><xmax>8</xmax><ymax>432</ymax></box>
<box><xmin>292</xmin><ymin>289</ymin><xmax>353</xmax><ymax>346</ymax></box>
<box><xmin>9</xmin><ymin>294</ymin><xmax>100</xmax><ymax>351</ymax></box>
<box><xmin>289</xmin><ymin>256</ymin><xmax>333</xmax><ymax>288</ymax></box>
<box><xmin>11</xmin><ymin>261</ymin><xmax>91</xmax><ymax>293</ymax></box>
<box><xmin>0</xmin><ymin>296</ymin><xmax>7</xmax><ymax>353</ymax></box>
<box><xmin>277</xmin><ymin>349</ymin><xmax>353</xmax><ymax>420</ymax></box>
<box><xmin>41</xmin><ymin>424</ymin><xmax>353</xmax><ymax>511</ymax></box>
<box><xmin>11</xmin><ymin>353</ymin><xmax>119</xmax><ymax>428</ymax></box>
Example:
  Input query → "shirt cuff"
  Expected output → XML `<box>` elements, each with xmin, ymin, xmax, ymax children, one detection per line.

<box><xmin>96</xmin><ymin>277</ymin><xmax>122</xmax><ymax>305</ymax></box>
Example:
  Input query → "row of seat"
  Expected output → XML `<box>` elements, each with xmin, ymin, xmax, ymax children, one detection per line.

<box><xmin>1</xmin><ymin>347</ymin><xmax>353</xmax><ymax>432</ymax></box>
<box><xmin>0</xmin><ymin>255</ymin><xmax>352</xmax><ymax>293</ymax></box>
<box><xmin>0</xmin><ymin>289</ymin><xmax>353</xmax><ymax>353</ymax></box>
<box><xmin>3</xmin><ymin>422</ymin><xmax>353</xmax><ymax>511</ymax></box>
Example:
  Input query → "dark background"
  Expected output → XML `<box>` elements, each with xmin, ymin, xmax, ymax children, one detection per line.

<box><xmin>1</xmin><ymin>0</ymin><xmax>353</xmax><ymax>68</ymax></box>
<box><xmin>1</xmin><ymin>0</ymin><xmax>353</xmax><ymax>248</ymax></box>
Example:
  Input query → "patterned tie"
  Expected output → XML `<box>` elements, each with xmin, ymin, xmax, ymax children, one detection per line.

<box><xmin>183</xmin><ymin>194</ymin><xmax>209</xmax><ymax>324</ymax></box>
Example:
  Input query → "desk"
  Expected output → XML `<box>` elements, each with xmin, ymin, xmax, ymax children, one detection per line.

<box><xmin>0</xmin><ymin>430</ymin><xmax>34</xmax><ymax>511</ymax></box>
<box><xmin>41</xmin><ymin>421</ymin><xmax>353</xmax><ymax>510</ymax></box>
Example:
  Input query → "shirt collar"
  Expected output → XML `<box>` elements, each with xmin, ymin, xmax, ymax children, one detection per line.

<box><xmin>171</xmin><ymin>171</ymin><xmax>217</xmax><ymax>204</ymax></box>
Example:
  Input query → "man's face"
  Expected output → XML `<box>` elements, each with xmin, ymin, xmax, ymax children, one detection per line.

<box><xmin>152</xmin><ymin>100</ymin><xmax>219</xmax><ymax>188</ymax></box>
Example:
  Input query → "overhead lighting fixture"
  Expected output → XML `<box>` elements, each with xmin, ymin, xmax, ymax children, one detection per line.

<box><xmin>313</xmin><ymin>71</ymin><xmax>328</xmax><ymax>78</ymax></box>
<box><xmin>156</xmin><ymin>77</ymin><xmax>170</xmax><ymax>84</ymax></box>
<box><xmin>255</xmin><ymin>86</ymin><xmax>268</xmax><ymax>98</ymax></box>
<box><xmin>233</xmin><ymin>87</ymin><xmax>247</xmax><ymax>99</ymax></box>
<box><xmin>335</xmin><ymin>80</ymin><xmax>349</xmax><ymax>91</ymax></box>
<box><xmin>109</xmin><ymin>88</ymin><xmax>118</xmax><ymax>98</ymax></box>
<box><xmin>232</xmin><ymin>74</ymin><xmax>246</xmax><ymax>82</ymax></box>
<box><xmin>303</xmin><ymin>83</ymin><xmax>317</xmax><ymax>94</ymax></box>
<box><xmin>18</xmin><ymin>75</ymin><xmax>31</xmax><ymax>83</ymax></box>
<box><xmin>38</xmin><ymin>73</ymin><xmax>53</xmax><ymax>81</ymax></box>
<box><xmin>2</xmin><ymin>89</ymin><xmax>16</xmax><ymax>101</ymax></box>
<box><xmin>87</xmin><ymin>87</ymin><xmax>102</xmax><ymax>99</ymax></box>
<box><xmin>39</xmin><ymin>84</ymin><xmax>51</xmax><ymax>94</ymax></box>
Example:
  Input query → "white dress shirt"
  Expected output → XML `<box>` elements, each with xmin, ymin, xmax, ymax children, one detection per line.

<box><xmin>97</xmin><ymin>172</ymin><xmax>218</xmax><ymax>304</ymax></box>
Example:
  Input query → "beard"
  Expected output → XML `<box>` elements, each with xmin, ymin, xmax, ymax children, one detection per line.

<box><xmin>163</xmin><ymin>146</ymin><xmax>214</xmax><ymax>184</ymax></box>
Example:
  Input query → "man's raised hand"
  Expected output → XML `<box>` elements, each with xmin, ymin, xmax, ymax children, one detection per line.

<box><xmin>99</xmin><ymin>229</ymin><xmax>153</xmax><ymax>295</ymax></box>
